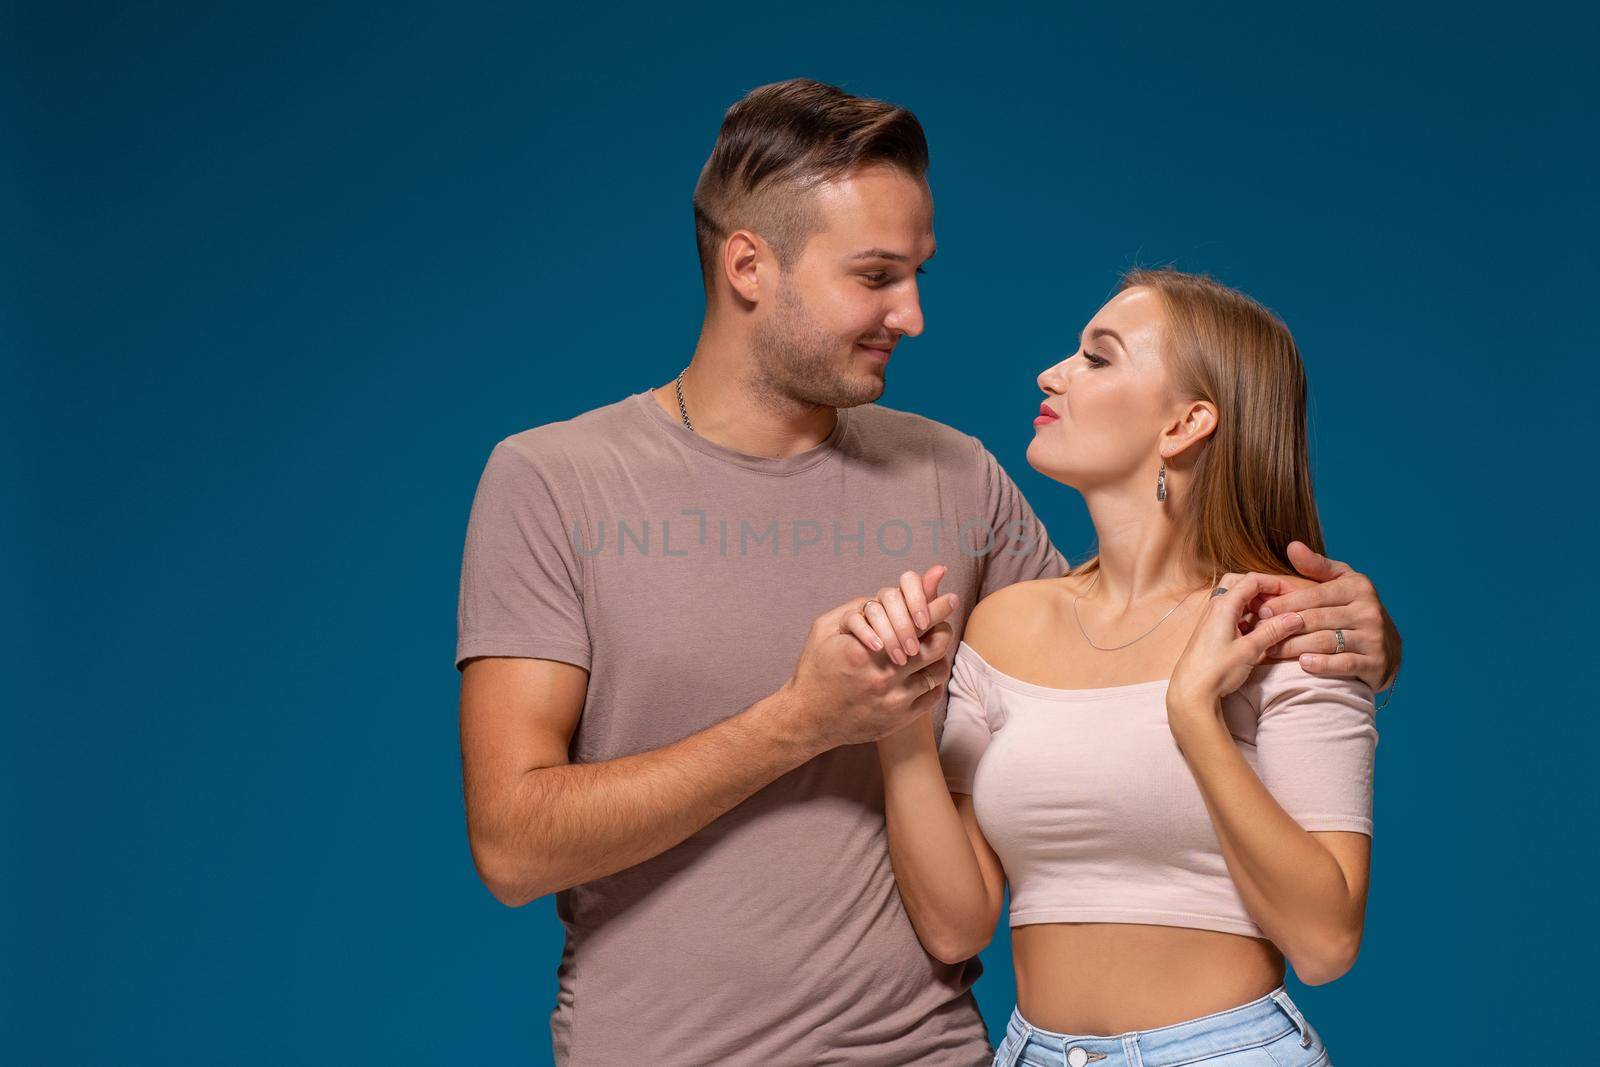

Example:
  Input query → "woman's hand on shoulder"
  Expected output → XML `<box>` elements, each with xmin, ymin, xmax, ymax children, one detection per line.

<box><xmin>1167</xmin><ymin>572</ymin><xmax>1308</xmax><ymax>730</ymax></box>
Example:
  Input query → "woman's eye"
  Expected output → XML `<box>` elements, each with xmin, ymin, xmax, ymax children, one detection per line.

<box><xmin>1083</xmin><ymin>351</ymin><xmax>1108</xmax><ymax>367</ymax></box>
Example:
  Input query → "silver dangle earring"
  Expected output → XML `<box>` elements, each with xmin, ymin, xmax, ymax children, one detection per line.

<box><xmin>1156</xmin><ymin>459</ymin><xmax>1167</xmax><ymax>502</ymax></box>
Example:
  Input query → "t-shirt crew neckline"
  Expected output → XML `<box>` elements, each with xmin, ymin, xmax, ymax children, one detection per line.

<box><xmin>630</xmin><ymin>388</ymin><xmax>852</xmax><ymax>476</ymax></box>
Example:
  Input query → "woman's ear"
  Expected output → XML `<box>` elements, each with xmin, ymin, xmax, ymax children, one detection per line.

<box><xmin>1160</xmin><ymin>399</ymin><xmax>1219</xmax><ymax>460</ymax></box>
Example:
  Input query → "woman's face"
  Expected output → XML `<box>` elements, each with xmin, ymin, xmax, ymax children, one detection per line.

<box><xmin>1027</xmin><ymin>286</ymin><xmax>1177</xmax><ymax>491</ymax></box>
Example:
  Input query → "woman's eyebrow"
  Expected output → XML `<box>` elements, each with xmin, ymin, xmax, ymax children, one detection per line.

<box><xmin>1086</xmin><ymin>326</ymin><xmax>1126</xmax><ymax>348</ymax></box>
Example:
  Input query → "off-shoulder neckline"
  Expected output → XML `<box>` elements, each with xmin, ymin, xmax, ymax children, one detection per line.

<box><xmin>956</xmin><ymin>640</ymin><xmax>1172</xmax><ymax>701</ymax></box>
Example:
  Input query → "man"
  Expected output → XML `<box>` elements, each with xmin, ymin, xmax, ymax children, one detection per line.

<box><xmin>456</xmin><ymin>78</ymin><xmax>1400</xmax><ymax>1065</ymax></box>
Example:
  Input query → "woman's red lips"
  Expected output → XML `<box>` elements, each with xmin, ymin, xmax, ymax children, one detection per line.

<box><xmin>1037</xmin><ymin>402</ymin><xmax>1059</xmax><ymax>420</ymax></box>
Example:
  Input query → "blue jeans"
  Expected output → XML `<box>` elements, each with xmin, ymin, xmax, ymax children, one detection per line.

<box><xmin>991</xmin><ymin>986</ymin><xmax>1329</xmax><ymax>1066</ymax></box>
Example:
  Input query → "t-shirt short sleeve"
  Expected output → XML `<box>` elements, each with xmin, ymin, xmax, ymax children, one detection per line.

<box><xmin>455</xmin><ymin>438</ymin><xmax>591</xmax><ymax>672</ymax></box>
<box><xmin>1248</xmin><ymin>661</ymin><xmax>1378</xmax><ymax>836</ymax></box>
<box><xmin>970</xmin><ymin>438</ymin><xmax>1068</xmax><ymax>600</ymax></box>
<box><xmin>936</xmin><ymin>645</ymin><xmax>994</xmax><ymax>795</ymax></box>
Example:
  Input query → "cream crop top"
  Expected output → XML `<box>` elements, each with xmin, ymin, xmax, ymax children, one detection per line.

<box><xmin>936</xmin><ymin>640</ymin><xmax>1377</xmax><ymax>939</ymax></box>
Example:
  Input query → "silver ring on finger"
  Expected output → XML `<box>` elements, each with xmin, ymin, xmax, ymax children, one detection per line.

<box><xmin>1334</xmin><ymin>628</ymin><xmax>1346</xmax><ymax>654</ymax></box>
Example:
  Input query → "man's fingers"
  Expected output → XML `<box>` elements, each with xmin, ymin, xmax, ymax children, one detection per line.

<box><xmin>1240</xmin><ymin>573</ymin><xmax>1302</xmax><ymax>602</ymax></box>
<box><xmin>911</xmin><ymin>652</ymin><xmax>953</xmax><ymax>692</ymax></box>
<box><xmin>909</xmin><ymin>664</ymin><xmax>950</xmax><ymax>711</ymax></box>
<box><xmin>923</xmin><ymin>591</ymin><xmax>961</xmax><ymax>630</ymax></box>
<box><xmin>1287</xmin><ymin>540</ymin><xmax>1352</xmax><ymax>582</ymax></box>
<box><xmin>1297</xmin><ymin>650</ymin><xmax>1367</xmax><ymax>679</ymax></box>
<box><xmin>1248</xmin><ymin>573</ymin><xmax>1313</xmax><ymax>618</ymax></box>
<box><xmin>1271</xmin><ymin>605</ymin><xmax>1362</xmax><ymax>636</ymax></box>
<box><xmin>1269</xmin><ymin>628</ymin><xmax>1361</xmax><ymax>660</ymax></box>
<box><xmin>905</xmin><ymin>623</ymin><xmax>955</xmax><ymax>672</ymax></box>
<box><xmin>1256</xmin><ymin>582</ymin><xmax>1343</xmax><ymax>620</ymax></box>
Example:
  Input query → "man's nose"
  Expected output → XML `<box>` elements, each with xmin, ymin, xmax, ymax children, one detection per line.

<box><xmin>884</xmin><ymin>290</ymin><xmax>924</xmax><ymax>338</ymax></box>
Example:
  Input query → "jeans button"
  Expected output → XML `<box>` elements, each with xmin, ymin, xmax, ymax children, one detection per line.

<box><xmin>1066</xmin><ymin>1049</ymin><xmax>1089</xmax><ymax>1067</ymax></box>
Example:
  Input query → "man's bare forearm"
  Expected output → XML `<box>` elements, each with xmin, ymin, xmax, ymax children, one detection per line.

<box><xmin>481</xmin><ymin>684</ymin><xmax>825</xmax><ymax>905</ymax></box>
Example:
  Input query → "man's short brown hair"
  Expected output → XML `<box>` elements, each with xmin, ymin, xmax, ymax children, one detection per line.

<box><xmin>693</xmin><ymin>78</ymin><xmax>929</xmax><ymax>290</ymax></box>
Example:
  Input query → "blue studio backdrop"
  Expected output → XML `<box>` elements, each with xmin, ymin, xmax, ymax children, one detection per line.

<box><xmin>8</xmin><ymin>2</ymin><xmax>1596</xmax><ymax>1063</ymax></box>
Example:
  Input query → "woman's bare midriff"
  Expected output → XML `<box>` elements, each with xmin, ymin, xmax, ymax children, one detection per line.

<box><xmin>1012</xmin><ymin>922</ymin><xmax>1285</xmax><ymax>1035</ymax></box>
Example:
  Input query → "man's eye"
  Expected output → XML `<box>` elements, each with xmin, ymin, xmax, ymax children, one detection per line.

<box><xmin>862</xmin><ymin>272</ymin><xmax>890</xmax><ymax>285</ymax></box>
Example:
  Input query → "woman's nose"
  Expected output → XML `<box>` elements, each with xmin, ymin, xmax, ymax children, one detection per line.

<box><xmin>1037</xmin><ymin>359</ymin><xmax>1069</xmax><ymax>394</ymax></box>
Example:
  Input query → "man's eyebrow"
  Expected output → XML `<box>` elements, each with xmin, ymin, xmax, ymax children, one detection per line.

<box><xmin>848</xmin><ymin>247</ymin><xmax>938</xmax><ymax>263</ymax></box>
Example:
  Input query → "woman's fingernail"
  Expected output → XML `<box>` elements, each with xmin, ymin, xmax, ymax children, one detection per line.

<box><xmin>1258</xmin><ymin>605</ymin><xmax>1274</xmax><ymax>618</ymax></box>
<box><xmin>915</xmin><ymin>611</ymin><xmax>929</xmax><ymax>629</ymax></box>
<box><xmin>1300</xmin><ymin>654</ymin><xmax>1321</xmax><ymax>670</ymax></box>
<box><xmin>904</xmin><ymin>638</ymin><xmax>919</xmax><ymax>657</ymax></box>
<box><xmin>871</xmin><ymin>637</ymin><xmax>884</xmax><ymax>651</ymax></box>
<box><xmin>1283</xmin><ymin>612</ymin><xmax>1303</xmax><ymax>628</ymax></box>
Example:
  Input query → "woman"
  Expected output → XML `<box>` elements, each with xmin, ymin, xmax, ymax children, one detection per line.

<box><xmin>843</xmin><ymin>268</ymin><xmax>1376</xmax><ymax>1065</ymax></box>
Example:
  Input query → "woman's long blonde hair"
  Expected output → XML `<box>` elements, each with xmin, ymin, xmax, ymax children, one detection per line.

<box><xmin>1071</xmin><ymin>267</ymin><xmax>1325</xmax><ymax>583</ymax></box>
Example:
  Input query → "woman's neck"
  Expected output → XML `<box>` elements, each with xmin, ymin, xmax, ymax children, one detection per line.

<box><xmin>1078</xmin><ymin>484</ymin><xmax>1207</xmax><ymax>608</ymax></box>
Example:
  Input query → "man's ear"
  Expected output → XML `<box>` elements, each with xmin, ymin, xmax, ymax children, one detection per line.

<box><xmin>722</xmin><ymin>230</ymin><xmax>768</xmax><ymax>305</ymax></box>
<box><xmin>1160</xmin><ymin>399</ymin><xmax>1218</xmax><ymax>460</ymax></box>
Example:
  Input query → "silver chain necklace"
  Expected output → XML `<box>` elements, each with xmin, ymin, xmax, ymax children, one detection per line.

<box><xmin>1071</xmin><ymin>570</ymin><xmax>1204</xmax><ymax>651</ymax></box>
<box><xmin>674</xmin><ymin>366</ymin><xmax>694</xmax><ymax>432</ymax></box>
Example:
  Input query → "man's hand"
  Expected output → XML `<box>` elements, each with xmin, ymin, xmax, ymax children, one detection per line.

<box><xmin>1256</xmin><ymin>541</ymin><xmax>1401</xmax><ymax>692</ymax></box>
<box><xmin>780</xmin><ymin>567</ymin><xmax>960</xmax><ymax>752</ymax></box>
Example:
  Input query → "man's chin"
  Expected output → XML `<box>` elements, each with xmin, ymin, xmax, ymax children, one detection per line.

<box><xmin>844</xmin><ymin>369</ymin><xmax>886</xmax><ymax>406</ymax></box>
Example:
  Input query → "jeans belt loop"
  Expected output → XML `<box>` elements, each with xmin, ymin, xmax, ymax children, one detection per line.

<box><xmin>1269</xmin><ymin>990</ymin><xmax>1313</xmax><ymax>1048</ymax></box>
<box><xmin>1003</xmin><ymin>1022</ymin><xmax>1034</xmax><ymax>1067</ymax></box>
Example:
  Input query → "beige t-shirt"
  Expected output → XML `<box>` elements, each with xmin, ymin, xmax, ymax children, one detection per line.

<box><xmin>456</xmin><ymin>389</ymin><xmax>1066</xmax><ymax>1066</ymax></box>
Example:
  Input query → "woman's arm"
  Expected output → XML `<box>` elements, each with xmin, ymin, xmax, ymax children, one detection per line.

<box><xmin>877</xmin><ymin>717</ymin><xmax>1006</xmax><ymax>964</ymax></box>
<box><xmin>838</xmin><ymin>564</ymin><xmax>1006</xmax><ymax>965</ymax></box>
<box><xmin>1167</xmin><ymin>571</ymin><xmax>1374</xmax><ymax>985</ymax></box>
<box><xmin>1164</xmin><ymin>712</ymin><xmax>1370</xmax><ymax>983</ymax></box>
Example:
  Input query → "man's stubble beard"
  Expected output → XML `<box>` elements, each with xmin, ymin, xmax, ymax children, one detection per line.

<box><xmin>748</xmin><ymin>273</ymin><xmax>884</xmax><ymax>412</ymax></box>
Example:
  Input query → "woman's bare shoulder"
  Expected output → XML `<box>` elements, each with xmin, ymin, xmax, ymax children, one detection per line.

<box><xmin>962</xmin><ymin>572</ymin><xmax>1088</xmax><ymax>653</ymax></box>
